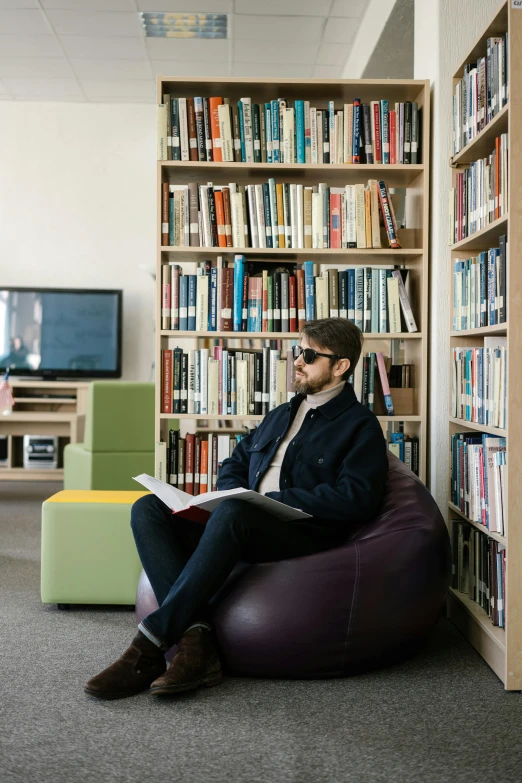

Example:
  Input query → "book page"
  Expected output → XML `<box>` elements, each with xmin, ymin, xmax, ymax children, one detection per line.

<box><xmin>133</xmin><ymin>474</ymin><xmax>193</xmax><ymax>511</ymax></box>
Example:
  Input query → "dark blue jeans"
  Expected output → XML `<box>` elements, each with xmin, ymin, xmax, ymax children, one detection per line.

<box><xmin>130</xmin><ymin>494</ymin><xmax>338</xmax><ymax>650</ymax></box>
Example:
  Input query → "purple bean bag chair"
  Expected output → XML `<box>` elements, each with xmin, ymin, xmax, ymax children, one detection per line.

<box><xmin>135</xmin><ymin>453</ymin><xmax>451</xmax><ymax>678</ymax></box>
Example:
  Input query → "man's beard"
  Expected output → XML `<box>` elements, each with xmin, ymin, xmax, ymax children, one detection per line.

<box><xmin>294</xmin><ymin>366</ymin><xmax>337</xmax><ymax>396</ymax></box>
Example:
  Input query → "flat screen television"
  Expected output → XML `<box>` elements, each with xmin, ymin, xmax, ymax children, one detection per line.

<box><xmin>0</xmin><ymin>287</ymin><xmax>122</xmax><ymax>379</ymax></box>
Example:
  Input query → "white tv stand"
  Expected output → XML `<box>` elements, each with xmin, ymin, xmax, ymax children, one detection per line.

<box><xmin>0</xmin><ymin>380</ymin><xmax>89</xmax><ymax>481</ymax></box>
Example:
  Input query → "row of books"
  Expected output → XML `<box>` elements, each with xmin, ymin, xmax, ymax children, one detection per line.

<box><xmin>449</xmin><ymin>133</ymin><xmax>508</xmax><ymax>245</ymax></box>
<box><xmin>161</xmin><ymin>344</ymin><xmax>415</xmax><ymax>420</ymax></box>
<box><xmin>450</xmin><ymin>432</ymin><xmax>506</xmax><ymax>535</ymax></box>
<box><xmin>451</xmin><ymin>340</ymin><xmax>506</xmax><ymax>429</ymax></box>
<box><xmin>387</xmin><ymin>433</ymin><xmax>419</xmax><ymax>476</ymax></box>
<box><xmin>163</xmin><ymin>429</ymin><xmax>246</xmax><ymax>494</ymax></box>
<box><xmin>452</xmin><ymin>33</ymin><xmax>508</xmax><ymax>156</ymax></box>
<box><xmin>161</xmin><ymin>259</ymin><xmax>418</xmax><ymax>334</ymax></box>
<box><xmin>161</xmin><ymin>178</ymin><xmax>402</xmax><ymax>250</ymax></box>
<box><xmin>453</xmin><ymin>237</ymin><xmax>507</xmax><ymax>330</ymax></box>
<box><xmin>451</xmin><ymin>519</ymin><xmax>505</xmax><ymax>628</ymax></box>
<box><xmin>159</xmin><ymin>426</ymin><xmax>420</xmax><ymax>497</ymax></box>
<box><xmin>157</xmin><ymin>95</ymin><xmax>421</xmax><ymax>165</ymax></box>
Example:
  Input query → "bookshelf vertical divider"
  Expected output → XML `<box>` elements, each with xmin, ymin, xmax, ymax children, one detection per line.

<box><xmin>155</xmin><ymin>77</ymin><xmax>430</xmax><ymax>484</ymax></box>
<box><xmin>447</xmin><ymin>1</ymin><xmax>521</xmax><ymax>690</ymax></box>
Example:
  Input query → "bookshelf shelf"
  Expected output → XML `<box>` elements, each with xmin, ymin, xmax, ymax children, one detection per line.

<box><xmin>156</xmin><ymin>76</ymin><xmax>429</xmax><ymax>495</ymax></box>
<box><xmin>161</xmin><ymin>330</ymin><xmax>422</xmax><ymax>340</ymax></box>
<box><xmin>447</xmin><ymin>1</ymin><xmax>516</xmax><ymax>689</ymax></box>
<box><xmin>451</xmin><ymin>103</ymin><xmax>509</xmax><ymax>166</ymax></box>
<box><xmin>450</xmin><ymin>324</ymin><xmax>507</xmax><ymax>337</ymax></box>
<box><xmin>448</xmin><ymin>501</ymin><xmax>506</xmax><ymax>545</ymax></box>
<box><xmin>448</xmin><ymin>417</ymin><xmax>506</xmax><ymax>437</ymax></box>
<box><xmin>450</xmin><ymin>214</ymin><xmax>508</xmax><ymax>252</ymax></box>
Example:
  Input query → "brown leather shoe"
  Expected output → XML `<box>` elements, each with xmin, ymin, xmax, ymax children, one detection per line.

<box><xmin>150</xmin><ymin>626</ymin><xmax>223</xmax><ymax>696</ymax></box>
<box><xmin>84</xmin><ymin>631</ymin><xmax>167</xmax><ymax>700</ymax></box>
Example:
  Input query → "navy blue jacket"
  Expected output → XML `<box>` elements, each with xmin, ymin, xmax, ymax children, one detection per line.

<box><xmin>216</xmin><ymin>382</ymin><xmax>389</xmax><ymax>540</ymax></box>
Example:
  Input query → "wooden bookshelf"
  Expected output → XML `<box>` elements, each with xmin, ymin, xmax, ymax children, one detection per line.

<box><xmin>447</xmin><ymin>1</ymin><xmax>520</xmax><ymax>689</ymax></box>
<box><xmin>155</xmin><ymin>76</ymin><xmax>430</xmax><ymax>485</ymax></box>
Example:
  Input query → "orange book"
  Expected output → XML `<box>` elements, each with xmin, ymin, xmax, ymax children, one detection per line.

<box><xmin>200</xmin><ymin>440</ymin><xmax>209</xmax><ymax>494</ymax></box>
<box><xmin>209</xmin><ymin>97</ymin><xmax>223</xmax><ymax>163</ymax></box>
<box><xmin>214</xmin><ymin>190</ymin><xmax>227</xmax><ymax>248</ymax></box>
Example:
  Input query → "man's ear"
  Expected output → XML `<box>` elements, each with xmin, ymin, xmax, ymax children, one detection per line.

<box><xmin>335</xmin><ymin>358</ymin><xmax>350</xmax><ymax>377</ymax></box>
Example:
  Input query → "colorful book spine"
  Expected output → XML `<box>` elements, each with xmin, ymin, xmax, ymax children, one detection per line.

<box><xmin>295</xmin><ymin>100</ymin><xmax>305</xmax><ymax>164</ymax></box>
<box><xmin>352</xmin><ymin>98</ymin><xmax>361</xmax><ymax>163</ymax></box>
<box><xmin>233</xmin><ymin>255</ymin><xmax>244</xmax><ymax>332</ymax></box>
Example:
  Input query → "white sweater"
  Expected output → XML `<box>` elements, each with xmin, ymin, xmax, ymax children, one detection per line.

<box><xmin>258</xmin><ymin>381</ymin><xmax>346</xmax><ymax>496</ymax></box>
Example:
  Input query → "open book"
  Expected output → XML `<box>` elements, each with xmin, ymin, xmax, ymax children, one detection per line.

<box><xmin>133</xmin><ymin>474</ymin><xmax>312</xmax><ymax>523</ymax></box>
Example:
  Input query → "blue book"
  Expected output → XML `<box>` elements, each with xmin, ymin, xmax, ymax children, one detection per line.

<box><xmin>352</xmin><ymin>98</ymin><xmax>361</xmax><ymax>163</ymax></box>
<box><xmin>479</xmin><ymin>251</ymin><xmax>487</xmax><ymax>327</ymax></box>
<box><xmin>295</xmin><ymin>100</ymin><xmax>305</xmax><ymax>163</ymax></box>
<box><xmin>209</xmin><ymin>266</ymin><xmax>218</xmax><ymax>331</ymax></box>
<box><xmin>262</xmin><ymin>182</ymin><xmax>273</xmax><ymax>248</ymax></box>
<box><xmin>381</xmin><ymin>100</ymin><xmax>389</xmax><ymax>164</ymax></box>
<box><xmin>391</xmin><ymin>432</ymin><xmax>405</xmax><ymax>462</ymax></box>
<box><xmin>179</xmin><ymin>275</ymin><xmax>188</xmax><ymax>331</ymax></box>
<box><xmin>238</xmin><ymin>99</ymin><xmax>246</xmax><ymax>162</ymax></box>
<box><xmin>233</xmin><ymin>255</ymin><xmax>244</xmax><ymax>332</ymax></box>
<box><xmin>303</xmin><ymin>261</ymin><xmax>315</xmax><ymax>322</ymax></box>
<box><xmin>264</xmin><ymin>103</ymin><xmax>272</xmax><ymax>164</ymax></box>
<box><xmin>348</xmin><ymin>269</ymin><xmax>355</xmax><ymax>322</ymax></box>
<box><xmin>487</xmin><ymin>249</ymin><xmax>496</xmax><ymax>325</ymax></box>
<box><xmin>187</xmin><ymin>275</ymin><xmax>197</xmax><ymax>331</ymax></box>
<box><xmin>271</xmin><ymin>99</ymin><xmax>280</xmax><ymax>163</ymax></box>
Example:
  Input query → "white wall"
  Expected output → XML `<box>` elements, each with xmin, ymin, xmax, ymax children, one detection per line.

<box><xmin>0</xmin><ymin>102</ymin><xmax>156</xmax><ymax>381</ymax></box>
<box><xmin>414</xmin><ymin>0</ymin><xmax>501</xmax><ymax>511</ymax></box>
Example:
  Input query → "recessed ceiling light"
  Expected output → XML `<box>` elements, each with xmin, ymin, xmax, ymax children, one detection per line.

<box><xmin>141</xmin><ymin>12</ymin><xmax>228</xmax><ymax>39</ymax></box>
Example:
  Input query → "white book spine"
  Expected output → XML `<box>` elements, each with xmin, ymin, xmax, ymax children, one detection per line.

<box><xmin>276</xmin><ymin>359</ymin><xmax>287</xmax><ymax>407</ymax></box>
<box><xmin>178</xmin><ymin>97</ymin><xmax>189</xmax><ymax>161</ymax></box>
<box><xmin>207</xmin><ymin>357</ymin><xmax>219</xmax><ymax>415</ymax></box>
<box><xmin>241</xmin><ymin>98</ymin><xmax>254</xmax><ymax>163</ymax></box>
<box><xmin>296</xmin><ymin>183</ymin><xmax>304</xmax><ymax>249</ymax></box>
<box><xmin>392</xmin><ymin>270</ymin><xmax>418</xmax><ymax>332</ymax></box>
<box><xmin>269</xmin><ymin>349</ymin><xmax>280</xmax><ymax>411</ymax></box>
<box><xmin>290</xmin><ymin>184</ymin><xmax>298</xmax><ymax>250</ymax></box>
<box><xmin>236</xmin><ymin>359</ymin><xmax>248</xmax><ymax>415</ymax></box>
<box><xmin>231</xmin><ymin>191</ymin><xmax>243</xmax><ymax>247</ymax></box>
<box><xmin>196</xmin><ymin>272</ymin><xmax>209</xmax><ymax>332</ymax></box>
<box><xmin>199</xmin><ymin>185</ymin><xmax>211</xmax><ymax>248</ymax></box>
<box><xmin>155</xmin><ymin>441</ymin><xmax>167</xmax><ymax>482</ymax></box>
<box><xmin>254</xmin><ymin>183</ymin><xmax>266</xmax><ymax>249</ymax></box>
<box><xmin>187</xmin><ymin>349</ymin><xmax>195</xmax><ymax>414</ymax></box>
<box><xmin>200</xmin><ymin>348</ymin><xmax>209</xmax><ymax>414</ymax></box>
<box><xmin>355</xmin><ymin>183</ymin><xmax>366</xmax><ymax>249</ymax></box>
<box><xmin>387</xmin><ymin>276</ymin><xmax>401</xmax><ymax>333</ymax></box>
<box><xmin>343</xmin><ymin>104</ymin><xmax>350</xmax><ymax>164</ymax></box>
<box><xmin>379</xmin><ymin>269</ymin><xmax>388</xmax><ymax>332</ymax></box>
<box><xmin>315</xmin><ymin>275</ymin><xmax>328</xmax><ymax>319</ymax></box>
<box><xmin>283</xmin><ymin>108</ymin><xmax>295</xmax><ymax>164</ymax></box>
<box><xmin>247</xmin><ymin>184</ymin><xmax>259</xmax><ymax>248</ymax></box>
<box><xmin>218</xmin><ymin>104</ymin><xmax>233</xmax><ymax>162</ymax></box>
<box><xmin>157</xmin><ymin>104</ymin><xmax>167</xmax><ymax>161</ymax></box>
<box><xmin>312</xmin><ymin>192</ymin><xmax>323</xmax><ymax>249</ymax></box>
<box><xmin>269</xmin><ymin>179</ymin><xmax>278</xmax><ymax>249</ymax></box>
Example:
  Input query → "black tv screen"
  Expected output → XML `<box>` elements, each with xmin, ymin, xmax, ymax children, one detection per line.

<box><xmin>0</xmin><ymin>288</ymin><xmax>122</xmax><ymax>379</ymax></box>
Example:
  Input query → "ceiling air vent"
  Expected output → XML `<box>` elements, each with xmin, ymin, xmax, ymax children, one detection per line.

<box><xmin>141</xmin><ymin>12</ymin><xmax>228</xmax><ymax>39</ymax></box>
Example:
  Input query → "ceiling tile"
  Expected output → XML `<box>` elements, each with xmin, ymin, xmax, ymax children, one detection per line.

<box><xmin>235</xmin><ymin>0</ymin><xmax>331</xmax><ymax>15</ymax></box>
<box><xmin>0</xmin><ymin>9</ymin><xmax>49</xmax><ymax>34</ymax></box>
<box><xmin>80</xmin><ymin>78</ymin><xmax>155</xmax><ymax>99</ymax></box>
<box><xmin>42</xmin><ymin>1</ymin><xmax>135</xmax><ymax>9</ymax></box>
<box><xmin>232</xmin><ymin>62</ymin><xmax>313</xmax><ymax>78</ymax></box>
<box><xmin>0</xmin><ymin>35</ymin><xmax>63</xmax><ymax>55</ymax></box>
<box><xmin>315</xmin><ymin>42</ymin><xmax>350</xmax><ymax>66</ymax></box>
<box><xmin>70</xmin><ymin>58</ymin><xmax>152</xmax><ymax>79</ymax></box>
<box><xmin>0</xmin><ymin>57</ymin><xmax>73</xmax><ymax>78</ymax></box>
<box><xmin>233</xmin><ymin>15</ymin><xmax>324</xmax><ymax>43</ymax></box>
<box><xmin>137</xmin><ymin>0</ymin><xmax>233</xmax><ymax>11</ymax></box>
<box><xmin>45</xmin><ymin>10</ymin><xmax>144</xmax><ymax>36</ymax></box>
<box><xmin>3</xmin><ymin>77</ymin><xmax>84</xmax><ymax>98</ymax></box>
<box><xmin>151</xmin><ymin>59</ymin><xmax>229</xmax><ymax>77</ymax></box>
<box><xmin>60</xmin><ymin>35</ymin><xmax>147</xmax><ymax>59</ymax></box>
<box><xmin>329</xmin><ymin>0</ymin><xmax>367</xmax><ymax>17</ymax></box>
<box><xmin>234</xmin><ymin>38</ymin><xmax>318</xmax><ymax>65</ymax></box>
<box><xmin>0</xmin><ymin>1</ymin><xmax>39</xmax><ymax>8</ymax></box>
<box><xmin>145</xmin><ymin>37</ymin><xmax>229</xmax><ymax>62</ymax></box>
<box><xmin>323</xmin><ymin>17</ymin><xmax>360</xmax><ymax>44</ymax></box>
<box><xmin>312</xmin><ymin>64</ymin><xmax>343</xmax><ymax>78</ymax></box>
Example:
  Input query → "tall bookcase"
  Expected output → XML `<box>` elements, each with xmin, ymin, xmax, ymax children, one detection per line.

<box><xmin>447</xmin><ymin>1</ymin><xmax>521</xmax><ymax>690</ymax></box>
<box><xmin>155</xmin><ymin>77</ymin><xmax>430</xmax><ymax>479</ymax></box>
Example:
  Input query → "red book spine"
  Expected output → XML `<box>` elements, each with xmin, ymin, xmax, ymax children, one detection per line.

<box><xmin>289</xmin><ymin>275</ymin><xmax>297</xmax><ymax>332</ymax></box>
<box><xmin>329</xmin><ymin>192</ymin><xmax>341</xmax><ymax>249</ymax></box>
<box><xmin>187</xmin><ymin>97</ymin><xmax>198</xmax><ymax>162</ymax></box>
<box><xmin>220</xmin><ymin>267</ymin><xmax>234</xmax><ymax>331</ymax></box>
<box><xmin>162</xmin><ymin>182</ymin><xmax>169</xmax><ymax>245</ymax></box>
<box><xmin>172</xmin><ymin>506</ymin><xmax>209</xmax><ymax>524</ymax></box>
<box><xmin>209</xmin><ymin>96</ymin><xmax>223</xmax><ymax>162</ymax></box>
<box><xmin>200</xmin><ymin>440</ymin><xmax>209</xmax><ymax>493</ymax></box>
<box><xmin>373</xmin><ymin>102</ymin><xmax>382</xmax><ymax>164</ymax></box>
<box><xmin>262</xmin><ymin>277</ymin><xmax>268</xmax><ymax>332</ymax></box>
<box><xmin>389</xmin><ymin>111</ymin><xmax>397</xmax><ymax>164</ymax></box>
<box><xmin>161</xmin><ymin>350</ymin><xmax>173</xmax><ymax>413</ymax></box>
<box><xmin>185</xmin><ymin>433</ymin><xmax>195</xmax><ymax>495</ymax></box>
<box><xmin>194</xmin><ymin>436</ymin><xmax>201</xmax><ymax>496</ymax></box>
<box><xmin>296</xmin><ymin>268</ymin><xmax>306</xmax><ymax>329</ymax></box>
<box><xmin>222</xmin><ymin>187</ymin><xmax>233</xmax><ymax>247</ymax></box>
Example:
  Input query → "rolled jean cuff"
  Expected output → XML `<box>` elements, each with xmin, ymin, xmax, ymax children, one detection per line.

<box><xmin>138</xmin><ymin>621</ymin><xmax>170</xmax><ymax>652</ymax></box>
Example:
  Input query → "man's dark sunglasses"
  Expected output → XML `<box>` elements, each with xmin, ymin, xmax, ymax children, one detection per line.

<box><xmin>292</xmin><ymin>345</ymin><xmax>344</xmax><ymax>364</ymax></box>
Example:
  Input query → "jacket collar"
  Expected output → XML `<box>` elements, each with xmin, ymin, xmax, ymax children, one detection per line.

<box><xmin>288</xmin><ymin>381</ymin><xmax>358</xmax><ymax>420</ymax></box>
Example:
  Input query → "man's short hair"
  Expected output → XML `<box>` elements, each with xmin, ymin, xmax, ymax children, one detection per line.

<box><xmin>300</xmin><ymin>318</ymin><xmax>363</xmax><ymax>381</ymax></box>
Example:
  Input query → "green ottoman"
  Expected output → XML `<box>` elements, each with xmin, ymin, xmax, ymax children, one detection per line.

<box><xmin>41</xmin><ymin>490</ymin><xmax>149</xmax><ymax>607</ymax></box>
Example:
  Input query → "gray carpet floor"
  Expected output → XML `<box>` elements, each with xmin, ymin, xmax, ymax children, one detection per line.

<box><xmin>1</xmin><ymin>481</ymin><xmax>522</xmax><ymax>783</ymax></box>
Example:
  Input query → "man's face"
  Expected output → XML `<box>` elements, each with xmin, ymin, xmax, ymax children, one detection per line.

<box><xmin>294</xmin><ymin>338</ymin><xmax>344</xmax><ymax>395</ymax></box>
